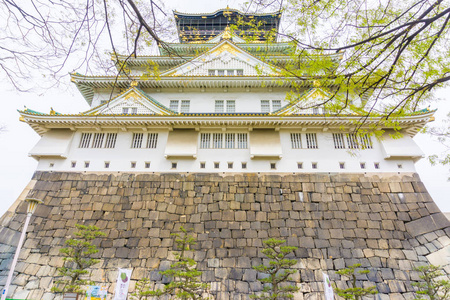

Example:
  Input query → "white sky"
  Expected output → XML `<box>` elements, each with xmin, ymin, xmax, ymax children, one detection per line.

<box><xmin>0</xmin><ymin>0</ymin><xmax>449</xmax><ymax>217</ymax></box>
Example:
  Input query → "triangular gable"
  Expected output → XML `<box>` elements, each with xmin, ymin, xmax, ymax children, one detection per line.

<box><xmin>161</xmin><ymin>40</ymin><xmax>280</xmax><ymax>77</ymax></box>
<box><xmin>84</xmin><ymin>87</ymin><xmax>175</xmax><ymax>116</ymax></box>
<box><xmin>207</xmin><ymin>31</ymin><xmax>246</xmax><ymax>44</ymax></box>
<box><xmin>274</xmin><ymin>88</ymin><xmax>336</xmax><ymax>115</ymax></box>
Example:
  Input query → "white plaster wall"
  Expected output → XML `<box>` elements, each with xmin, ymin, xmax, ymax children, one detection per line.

<box><xmin>35</xmin><ymin>130</ymin><xmax>417</xmax><ymax>173</ymax></box>
<box><xmin>145</xmin><ymin>90</ymin><xmax>289</xmax><ymax>113</ymax></box>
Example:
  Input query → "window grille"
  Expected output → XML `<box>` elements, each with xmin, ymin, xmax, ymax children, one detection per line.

<box><xmin>122</xmin><ymin>107</ymin><xmax>129</xmax><ymax>114</ymax></box>
<box><xmin>226</xmin><ymin>70</ymin><xmax>234</xmax><ymax>76</ymax></box>
<box><xmin>213</xmin><ymin>133</ymin><xmax>223</xmax><ymax>149</ymax></box>
<box><xmin>332</xmin><ymin>133</ymin><xmax>345</xmax><ymax>149</ymax></box>
<box><xmin>105</xmin><ymin>133</ymin><xmax>117</xmax><ymax>148</ymax></box>
<box><xmin>346</xmin><ymin>134</ymin><xmax>359</xmax><ymax>149</ymax></box>
<box><xmin>236</xmin><ymin>69</ymin><xmax>243</xmax><ymax>76</ymax></box>
<box><xmin>272</xmin><ymin>100</ymin><xmax>281</xmax><ymax>111</ymax></box>
<box><xmin>215</xmin><ymin>100</ymin><xmax>224</xmax><ymax>113</ymax></box>
<box><xmin>170</xmin><ymin>100</ymin><xmax>179</xmax><ymax>112</ymax></box>
<box><xmin>200</xmin><ymin>133</ymin><xmax>211</xmax><ymax>149</ymax></box>
<box><xmin>312</xmin><ymin>108</ymin><xmax>320</xmax><ymax>115</ymax></box>
<box><xmin>226</xmin><ymin>100</ymin><xmax>235</xmax><ymax>113</ymax></box>
<box><xmin>237</xmin><ymin>133</ymin><xmax>248</xmax><ymax>149</ymax></box>
<box><xmin>147</xmin><ymin>133</ymin><xmax>158</xmax><ymax>148</ymax></box>
<box><xmin>208</xmin><ymin>70</ymin><xmax>215</xmax><ymax>76</ymax></box>
<box><xmin>290</xmin><ymin>133</ymin><xmax>302</xmax><ymax>149</ymax></box>
<box><xmin>217</xmin><ymin>70</ymin><xmax>225</xmax><ymax>76</ymax></box>
<box><xmin>131</xmin><ymin>107</ymin><xmax>137</xmax><ymax>114</ymax></box>
<box><xmin>84</xmin><ymin>161</ymin><xmax>90</xmax><ymax>168</ymax></box>
<box><xmin>79</xmin><ymin>133</ymin><xmax>92</xmax><ymax>148</ymax></box>
<box><xmin>131</xmin><ymin>133</ymin><xmax>144</xmax><ymax>148</ymax></box>
<box><xmin>305</xmin><ymin>133</ymin><xmax>318</xmax><ymax>149</ymax></box>
<box><xmin>261</xmin><ymin>100</ymin><xmax>270</xmax><ymax>113</ymax></box>
<box><xmin>92</xmin><ymin>133</ymin><xmax>104</xmax><ymax>148</ymax></box>
<box><xmin>145</xmin><ymin>162</ymin><xmax>151</xmax><ymax>168</ymax></box>
<box><xmin>180</xmin><ymin>100</ymin><xmax>190</xmax><ymax>113</ymax></box>
<box><xmin>201</xmin><ymin>133</ymin><xmax>247</xmax><ymax>149</ymax></box>
<box><xmin>360</xmin><ymin>134</ymin><xmax>373</xmax><ymax>149</ymax></box>
<box><xmin>241</xmin><ymin>162</ymin><xmax>247</xmax><ymax>169</ymax></box>
<box><xmin>225</xmin><ymin>133</ymin><xmax>235</xmax><ymax>149</ymax></box>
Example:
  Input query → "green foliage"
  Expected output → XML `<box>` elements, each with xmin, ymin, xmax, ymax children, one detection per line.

<box><xmin>334</xmin><ymin>264</ymin><xmax>378</xmax><ymax>300</ymax></box>
<box><xmin>251</xmin><ymin>238</ymin><xmax>300</xmax><ymax>300</ymax></box>
<box><xmin>131</xmin><ymin>277</ymin><xmax>153</xmax><ymax>300</ymax></box>
<box><xmin>151</xmin><ymin>226</ymin><xmax>209</xmax><ymax>300</ymax></box>
<box><xmin>51</xmin><ymin>224</ymin><xmax>106</xmax><ymax>295</ymax></box>
<box><xmin>412</xmin><ymin>265</ymin><xmax>450</xmax><ymax>300</ymax></box>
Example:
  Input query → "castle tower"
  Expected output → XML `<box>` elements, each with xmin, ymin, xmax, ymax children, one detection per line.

<box><xmin>0</xmin><ymin>8</ymin><xmax>449</xmax><ymax>300</ymax></box>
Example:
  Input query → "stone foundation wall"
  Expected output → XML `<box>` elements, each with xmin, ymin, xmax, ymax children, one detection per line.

<box><xmin>0</xmin><ymin>171</ymin><xmax>449</xmax><ymax>300</ymax></box>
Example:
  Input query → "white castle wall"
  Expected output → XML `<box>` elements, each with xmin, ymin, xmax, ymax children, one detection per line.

<box><xmin>33</xmin><ymin>129</ymin><xmax>418</xmax><ymax>173</ymax></box>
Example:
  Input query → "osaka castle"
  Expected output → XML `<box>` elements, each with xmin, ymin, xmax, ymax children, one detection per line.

<box><xmin>1</xmin><ymin>7</ymin><xmax>449</xmax><ymax>300</ymax></box>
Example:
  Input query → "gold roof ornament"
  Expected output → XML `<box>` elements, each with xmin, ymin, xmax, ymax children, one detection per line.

<box><xmin>223</xmin><ymin>26</ymin><xmax>231</xmax><ymax>40</ymax></box>
<box><xmin>223</xmin><ymin>6</ymin><xmax>232</xmax><ymax>17</ymax></box>
<box><xmin>130</xmin><ymin>80</ymin><xmax>138</xmax><ymax>87</ymax></box>
<box><xmin>50</xmin><ymin>107</ymin><xmax>56</xmax><ymax>115</ymax></box>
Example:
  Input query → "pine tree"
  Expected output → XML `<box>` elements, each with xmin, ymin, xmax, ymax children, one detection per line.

<box><xmin>51</xmin><ymin>224</ymin><xmax>106</xmax><ymax>295</ymax></box>
<box><xmin>151</xmin><ymin>226</ymin><xmax>209</xmax><ymax>300</ymax></box>
<box><xmin>334</xmin><ymin>264</ymin><xmax>377</xmax><ymax>300</ymax></box>
<box><xmin>251</xmin><ymin>238</ymin><xmax>300</xmax><ymax>300</ymax></box>
<box><xmin>412</xmin><ymin>265</ymin><xmax>450</xmax><ymax>300</ymax></box>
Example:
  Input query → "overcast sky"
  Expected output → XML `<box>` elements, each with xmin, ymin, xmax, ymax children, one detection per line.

<box><xmin>0</xmin><ymin>0</ymin><xmax>449</xmax><ymax>217</ymax></box>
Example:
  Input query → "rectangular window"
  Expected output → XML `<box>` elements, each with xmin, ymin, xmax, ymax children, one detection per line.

<box><xmin>84</xmin><ymin>161</ymin><xmax>90</xmax><ymax>168</ymax></box>
<box><xmin>214</xmin><ymin>162</ymin><xmax>220</xmax><ymax>169</ymax></box>
<box><xmin>217</xmin><ymin>70</ymin><xmax>225</xmax><ymax>76</ymax></box>
<box><xmin>312</xmin><ymin>108</ymin><xmax>320</xmax><ymax>115</ymax></box>
<box><xmin>145</xmin><ymin>162</ymin><xmax>151</xmax><ymax>168</ymax></box>
<box><xmin>236</xmin><ymin>69</ymin><xmax>243</xmax><ymax>76</ymax></box>
<box><xmin>122</xmin><ymin>107</ymin><xmax>129</xmax><ymax>114</ymax></box>
<box><xmin>200</xmin><ymin>162</ymin><xmax>206</xmax><ymax>169</ymax></box>
<box><xmin>92</xmin><ymin>133</ymin><xmax>104</xmax><ymax>148</ymax></box>
<box><xmin>272</xmin><ymin>100</ymin><xmax>281</xmax><ymax>111</ymax></box>
<box><xmin>200</xmin><ymin>133</ymin><xmax>247</xmax><ymax>149</ymax></box>
<box><xmin>215</xmin><ymin>100</ymin><xmax>224</xmax><ymax>113</ymax></box>
<box><xmin>79</xmin><ymin>133</ymin><xmax>92</xmax><ymax>148</ymax></box>
<box><xmin>261</xmin><ymin>100</ymin><xmax>270</xmax><ymax>113</ymax></box>
<box><xmin>171</xmin><ymin>162</ymin><xmax>177</xmax><ymax>169</ymax></box>
<box><xmin>237</xmin><ymin>133</ymin><xmax>248</xmax><ymax>149</ymax></box>
<box><xmin>71</xmin><ymin>161</ymin><xmax>76</xmax><ymax>168</ymax></box>
<box><xmin>305</xmin><ymin>133</ymin><xmax>318</xmax><ymax>149</ymax></box>
<box><xmin>131</xmin><ymin>107</ymin><xmax>138</xmax><ymax>114</ymax></box>
<box><xmin>333</xmin><ymin>133</ymin><xmax>345</xmax><ymax>149</ymax></box>
<box><xmin>297</xmin><ymin>162</ymin><xmax>303</xmax><ymax>169</ymax></box>
<box><xmin>360</xmin><ymin>134</ymin><xmax>373</xmax><ymax>149</ymax></box>
<box><xmin>146</xmin><ymin>133</ymin><xmax>158</xmax><ymax>148</ymax></box>
<box><xmin>226</xmin><ymin>70</ymin><xmax>234</xmax><ymax>76</ymax></box>
<box><xmin>131</xmin><ymin>133</ymin><xmax>144</xmax><ymax>148</ymax></box>
<box><xmin>360</xmin><ymin>162</ymin><xmax>366</xmax><ymax>169</ymax></box>
<box><xmin>374</xmin><ymin>162</ymin><xmax>380</xmax><ymax>169</ymax></box>
<box><xmin>170</xmin><ymin>100</ymin><xmax>179</xmax><ymax>112</ymax></box>
<box><xmin>104</xmin><ymin>161</ymin><xmax>110</xmax><ymax>168</ymax></box>
<box><xmin>131</xmin><ymin>162</ymin><xmax>136</xmax><ymax>168</ymax></box>
<box><xmin>312</xmin><ymin>162</ymin><xmax>318</xmax><ymax>169</ymax></box>
<box><xmin>225</xmin><ymin>133</ymin><xmax>235</xmax><ymax>149</ymax></box>
<box><xmin>339</xmin><ymin>162</ymin><xmax>345</xmax><ymax>169</ymax></box>
<box><xmin>346</xmin><ymin>134</ymin><xmax>359</xmax><ymax>149</ymax></box>
<box><xmin>228</xmin><ymin>162</ymin><xmax>233</xmax><ymax>169</ymax></box>
<box><xmin>290</xmin><ymin>133</ymin><xmax>302</xmax><ymax>149</ymax></box>
<box><xmin>208</xmin><ymin>70</ymin><xmax>215</xmax><ymax>76</ymax></box>
<box><xmin>226</xmin><ymin>100</ymin><xmax>235</xmax><ymax>113</ymax></box>
<box><xmin>105</xmin><ymin>133</ymin><xmax>117</xmax><ymax>148</ymax></box>
<box><xmin>270</xmin><ymin>162</ymin><xmax>276</xmax><ymax>170</ymax></box>
<box><xmin>213</xmin><ymin>133</ymin><xmax>223</xmax><ymax>149</ymax></box>
<box><xmin>200</xmin><ymin>133</ymin><xmax>211</xmax><ymax>149</ymax></box>
<box><xmin>180</xmin><ymin>100</ymin><xmax>190</xmax><ymax>113</ymax></box>
<box><xmin>241</xmin><ymin>162</ymin><xmax>247</xmax><ymax>169</ymax></box>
